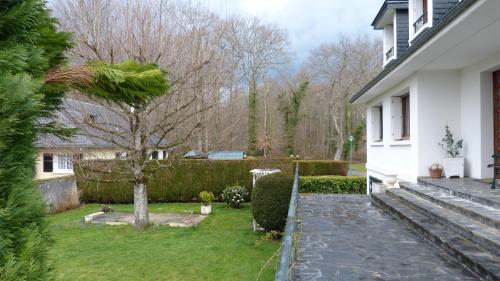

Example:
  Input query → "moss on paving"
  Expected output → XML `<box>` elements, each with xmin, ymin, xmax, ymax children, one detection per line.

<box><xmin>49</xmin><ymin>203</ymin><xmax>279</xmax><ymax>281</ymax></box>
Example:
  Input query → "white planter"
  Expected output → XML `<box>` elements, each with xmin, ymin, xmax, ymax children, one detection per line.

<box><xmin>371</xmin><ymin>182</ymin><xmax>387</xmax><ymax>194</ymax></box>
<box><xmin>201</xmin><ymin>205</ymin><xmax>211</xmax><ymax>215</ymax></box>
<box><xmin>442</xmin><ymin>157</ymin><xmax>464</xmax><ymax>179</ymax></box>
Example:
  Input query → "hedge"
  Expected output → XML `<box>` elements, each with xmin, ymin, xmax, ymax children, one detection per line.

<box><xmin>299</xmin><ymin>176</ymin><xmax>366</xmax><ymax>194</ymax></box>
<box><xmin>251</xmin><ymin>173</ymin><xmax>293</xmax><ymax>231</ymax></box>
<box><xmin>296</xmin><ymin>160</ymin><xmax>348</xmax><ymax>176</ymax></box>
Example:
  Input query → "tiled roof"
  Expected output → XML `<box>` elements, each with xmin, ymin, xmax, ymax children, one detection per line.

<box><xmin>35</xmin><ymin>99</ymin><xmax>167</xmax><ymax>148</ymax></box>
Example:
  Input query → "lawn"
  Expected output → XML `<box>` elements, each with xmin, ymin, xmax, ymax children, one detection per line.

<box><xmin>48</xmin><ymin>203</ymin><xmax>280</xmax><ymax>281</ymax></box>
<box><xmin>351</xmin><ymin>162</ymin><xmax>367</xmax><ymax>173</ymax></box>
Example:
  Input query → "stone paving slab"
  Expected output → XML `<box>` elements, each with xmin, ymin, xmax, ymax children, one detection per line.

<box><xmin>292</xmin><ymin>194</ymin><xmax>479</xmax><ymax>281</ymax></box>
<box><xmin>87</xmin><ymin>212</ymin><xmax>207</xmax><ymax>227</ymax></box>
<box><xmin>419</xmin><ymin>177</ymin><xmax>500</xmax><ymax>210</ymax></box>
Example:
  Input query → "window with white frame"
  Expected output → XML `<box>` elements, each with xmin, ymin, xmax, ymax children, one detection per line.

<box><xmin>391</xmin><ymin>93</ymin><xmax>410</xmax><ymax>140</ymax></box>
<box><xmin>413</xmin><ymin>0</ymin><xmax>428</xmax><ymax>33</ymax></box>
<box><xmin>56</xmin><ymin>154</ymin><xmax>73</xmax><ymax>171</ymax></box>
<box><xmin>371</xmin><ymin>105</ymin><xmax>383</xmax><ymax>142</ymax></box>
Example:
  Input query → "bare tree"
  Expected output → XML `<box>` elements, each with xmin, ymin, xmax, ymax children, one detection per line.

<box><xmin>52</xmin><ymin>0</ymin><xmax>230</xmax><ymax>228</ymax></box>
<box><xmin>306</xmin><ymin>36</ymin><xmax>381</xmax><ymax>160</ymax></box>
<box><xmin>222</xmin><ymin>17</ymin><xmax>290</xmax><ymax>155</ymax></box>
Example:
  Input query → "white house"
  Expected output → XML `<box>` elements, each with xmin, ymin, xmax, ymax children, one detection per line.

<box><xmin>350</xmin><ymin>0</ymin><xmax>500</xmax><ymax>188</ymax></box>
<box><xmin>35</xmin><ymin>99</ymin><xmax>168</xmax><ymax>179</ymax></box>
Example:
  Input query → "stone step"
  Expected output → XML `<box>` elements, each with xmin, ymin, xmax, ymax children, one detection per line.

<box><xmin>372</xmin><ymin>193</ymin><xmax>500</xmax><ymax>281</ymax></box>
<box><xmin>401</xmin><ymin>183</ymin><xmax>500</xmax><ymax>231</ymax></box>
<box><xmin>387</xmin><ymin>188</ymin><xmax>500</xmax><ymax>256</ymax></box>
<box><xmin>418</xmin><ymin>178</ymin><xmax>500</xmax><ymax>211</ymax></box>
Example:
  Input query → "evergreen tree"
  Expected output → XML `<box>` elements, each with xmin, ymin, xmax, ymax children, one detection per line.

<box><xmin>0</xmin><ymin>0</ymin><xmax>72</xmax><ymax>279</ymax></box>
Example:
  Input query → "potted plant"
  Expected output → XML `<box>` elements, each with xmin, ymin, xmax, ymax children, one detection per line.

<box><xmin>439</xmin><ymin>125</ymin><xmax>464</xmax><ymax>178</ymax></box>
<box><xmin>428</xmin><ymin>163</ymin><xmax>443</xmax><ymax>178</ymax></box>
<box><xmin>199</xmin><ymin>191</ymin><xmax>215</xmax><ymax>215</ymax></box>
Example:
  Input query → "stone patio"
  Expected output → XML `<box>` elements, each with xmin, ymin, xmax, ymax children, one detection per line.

<box><xmin>86</xmin><ymin>212</ymin><xmax>207</xmax><ymax>227</ymax></box>
<box><xmin>292</xmin><ymin>194</ymin><xmax>479</xmax><ymax>280</ymax></box>
<box><xmin>419</xmin><ymin>177</ymin><xmax>500</xmax><ymax>209</ymax></box>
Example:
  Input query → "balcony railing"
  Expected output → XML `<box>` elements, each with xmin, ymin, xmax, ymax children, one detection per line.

<box><xmin>385</xmin><ymin>47</ymin><xmax>394</xmax><ymax>61</ymax></box>
<box><xmin>413</xmin><ymin>12</ymin><xmax>428</xmax><ymax>33</ymax></box>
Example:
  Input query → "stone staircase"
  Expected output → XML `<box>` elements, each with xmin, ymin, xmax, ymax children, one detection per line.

<box><xmin>372</xmin><ymin>182</ymin><xmax>500</xmax><ymax>281</ymax></box>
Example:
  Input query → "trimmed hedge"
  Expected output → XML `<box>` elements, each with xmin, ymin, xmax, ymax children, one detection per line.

<box><xmin>299</xmin><ymin>176</ymin><xmax>366</xmax><ymax>194</ymax></box>
<box><xmin>296</xmin><ymin>160</ymin><xmax>348</xmax><ymax>176</ymax></box>
<box><xmin>251</xmin><ymin>173</ymin><xmax>294</xmax><ymax>231</ymax></box>
<box><xmin>75</xmin><ymin>159</ymin><xmax>348</xmax><ymax>203</ymax></box>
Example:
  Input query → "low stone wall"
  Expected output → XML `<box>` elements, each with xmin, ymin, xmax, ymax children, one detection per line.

<box><xmin>36</xmin><ymin>176</ymin><xmax>80</xmax><ymax>212</ymax></box>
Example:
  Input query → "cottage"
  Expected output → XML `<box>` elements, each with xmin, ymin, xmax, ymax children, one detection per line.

<box><xmin>35</xmin><ymin>99</ymin><xmax>168</xmax><ymax>179</ymax></box>
<box><xmin>351</xmin><ymin>0</ymin><xmax>500</xmax><ymax>187</ymax></box>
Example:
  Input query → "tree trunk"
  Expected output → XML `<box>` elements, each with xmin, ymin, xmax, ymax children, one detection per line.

<box><xmin>131</xmin><ymin>108</ymin><xmax>149</xmax><ymax>229</ymax></box>
<box><xmin>133</xmin><ymin>174</ymin><xmax>149</xmax><ymax>230</ymax></box>
<box><xmin>332</xmin><ymin>114</ymin><xmax>344</xmax><ymax>160</ymax></box>
<box><xmin>247</xmin><ymin>78</ymin><xmax>258</xmax><ymax>155</ymax></box>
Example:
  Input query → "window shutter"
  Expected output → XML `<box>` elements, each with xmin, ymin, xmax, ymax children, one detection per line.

<box><xmin>391</xmin><ymin>96</ymin><xmax>403</xmax><ymax>140</ymax></box>
<box><xmin>43</xmin><ymin>153</ymin><xmax>53</xmax><ymax>172</ymax></box>
<box><xmin>371</xmin><ymin>107</ymin><xmax>381</xmax><ymax>141</ymax></box>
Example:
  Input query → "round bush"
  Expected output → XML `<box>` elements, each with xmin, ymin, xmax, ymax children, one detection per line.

<box><xmin>251</xmin><ymin>173</ymin><xmax>294</xmax><ymax>231</ymax></box>
<box><xmin>222</xmin><ymin>185</ymin><xmax>249</xmax><ymax>208</ymax></box>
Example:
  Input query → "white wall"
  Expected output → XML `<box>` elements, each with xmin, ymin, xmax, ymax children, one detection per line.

<box><xmin>35</xmin><ymin>147</ymin><xmax>121</xmax><ymax>179</ymax></box>
<box><xmin>416</xmin><ymin>71</ymin><xmax>461</xmax><ymax>176</ymax></box>
<box><xmin>366</xmin><ymin>77</ymin><xmax>418</xmax><ymax>183</ymax></box>
<box><xmin>460</xmin><ymin>52</ymin><xmax>500</xmax><ymax>179</ymax></box>
<box><xmin>366</xmin><ymin>53</ymin><xmax>500</xmax><ymax>183</ymax></box>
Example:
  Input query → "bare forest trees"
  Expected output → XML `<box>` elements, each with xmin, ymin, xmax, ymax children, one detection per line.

<box><xmin>51</xmin><ymin>0</ymin><xmax>382</xmax><ymax>165</ymax></box>
<box><xmin>222</xmin><ymin>17</ymin><xmax>290</xmax><ymax>155</ymax></box>
<box><xmin>306</xmin><ymin>36</ymin><xmax>382</xmax><ymax>159</ymax></box>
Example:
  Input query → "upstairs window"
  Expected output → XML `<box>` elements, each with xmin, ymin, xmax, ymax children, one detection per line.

<box><xmin>371</xmin><ymin>105</ymin><xmax>383</xmax><ymax>142</ymax></box>
<box><xmin>391</xmin><ymin>94</ymin><xmax>410</xmax><ymax>140</ymax></box>
<box><xmin>413</xmin><ymin>0</ymin><xmax>428</xmax><ymax>33</ymax></box>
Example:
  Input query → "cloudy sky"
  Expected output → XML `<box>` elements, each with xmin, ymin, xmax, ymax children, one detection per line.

<box><xmin>200</xmin><ymin>0</ymin><xmax>385</xmax><ymax>63</ymax></box>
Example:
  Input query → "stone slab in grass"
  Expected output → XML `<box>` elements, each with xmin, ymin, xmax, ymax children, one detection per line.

<box><xmin>86</xmin><ymin>212</ymin><xmax>207</xmax><ymax>227</ymax></box>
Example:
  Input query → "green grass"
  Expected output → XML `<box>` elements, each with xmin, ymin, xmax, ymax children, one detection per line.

<box><xmin>351</xmin><ymin>163</ymin><xmax>367</xmax><ymax>173</ymax></box>
<box><xmin>49</xmin><ymin>203</ymin><xmax>280</xmax><ymax>281</ymax></box>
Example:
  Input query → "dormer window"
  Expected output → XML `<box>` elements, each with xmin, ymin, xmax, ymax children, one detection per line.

<box><xmin>372</xmin><ymin>1</ymin><xmax>409</xmax><ymax>67</ymax></box>
<box><xmin>413</xmin><ymin>0</ymin><xmax>428</xmax><ymax>33</ymax></box>
<box><xmin>384</xmin><ymin>24</ymin><xmax>396</xmax><ymax>65</ymax></box>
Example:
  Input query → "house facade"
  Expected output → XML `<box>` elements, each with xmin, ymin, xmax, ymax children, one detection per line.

<box><xmin>351</xmin><ymin>0</ymin><xmax>500</xmax><ymax>187</ymax></box>
<box><xmin>35</xmin><ymin>99</ymin><xmax>168</xmax><ymax>179</ymax></box>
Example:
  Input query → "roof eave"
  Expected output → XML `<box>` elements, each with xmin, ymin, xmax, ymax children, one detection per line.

<box><xmin>351</xmin><ymin>0</ymin><xmax>478</xmax><ymax>104</ymax></box>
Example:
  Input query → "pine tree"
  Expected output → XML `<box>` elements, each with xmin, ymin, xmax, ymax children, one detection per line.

<box><xmin>0</xmin><ymin>1</ymin><xmax>72</xmax><ymax>279</ymax></box>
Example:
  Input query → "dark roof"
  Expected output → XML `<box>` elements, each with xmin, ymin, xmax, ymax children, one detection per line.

<box><xmin>372</xmin><ymin>0</ymin><xmax>409</xmax><ymax>30</ymax></box>
<box><xmin>350</xmin><ymin>0</ymin><xmax>477</xmax><ymax>103</ymax></box>
<box><xmin>36</xmin><ymin>99</ymin><xmax>168</xmax><ymax>148</ymax></box>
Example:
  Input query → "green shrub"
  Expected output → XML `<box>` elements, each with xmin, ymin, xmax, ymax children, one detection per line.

<box><xmin>251</xmin><ymin>173</ymin><xmax>294</xmax><ymax>232</ymax></box>
<box><xmin>199</xmin><ymin>191</ymin><xmax>215</xmax><ymax>206</ymax></box>
<box><xmin>294</xmin><ymin>160</ymin><xmax>348</xmax><ymax>176</ymax></box>
<box><xmin>75</xmin><ymin>158</ymin><xmax>295</xmax><ymax>203</ymax></box>
<box><xmin>75</xmin><ymin>158</ymin><xmax>348</xmax><ymax>204</ymax></box>
<box><xmin>222</xmin><ymin>185</ymin><xmax>249</xmax><ymax>208</ymax></box>
<box><xmin>299</xmin><ymin>176</ymin><xmax>366</xmax><ymax>194</ymax></box>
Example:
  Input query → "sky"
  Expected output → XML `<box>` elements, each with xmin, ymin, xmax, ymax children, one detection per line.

<box><xmin>200</xmin><ymin>0</ymin><xmax>386</xmax><ymax>64</ymax></box>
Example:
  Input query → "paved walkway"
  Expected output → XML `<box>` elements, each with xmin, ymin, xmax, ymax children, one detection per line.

<box><xmin>292</xmin><ymin>195</ymin><xmax>479</xmax><ymax>281</ymax></box>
